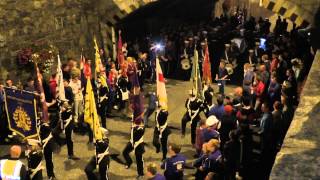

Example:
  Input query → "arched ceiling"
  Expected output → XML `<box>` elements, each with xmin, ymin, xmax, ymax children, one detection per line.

<box><xmin>97</xmin><ymin>0</ymin><xmax>319</xmax><ymax>27</ymax></box>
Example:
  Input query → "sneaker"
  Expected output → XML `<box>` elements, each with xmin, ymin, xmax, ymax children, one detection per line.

<box><xmin>68</xmin><ymin>155</ymin><xmax>80</xmax><ymax>160</ymax></box>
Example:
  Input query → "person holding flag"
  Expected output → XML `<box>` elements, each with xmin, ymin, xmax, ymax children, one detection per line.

<box><xmin>181</xmin><ymin>46</ymin><xmax>204</xmax><ymax>145</ymax></box>
<box><xmin>122</xmin><ymin>119</ymin><xmax>145</xmax><ymax>179</ymax></box>
<box><xmin>25</xmin><ymin>139</ymin><xmax>43</xmax><ymax>180</ymax></box>
<box><xmin>83</xmin><ymin>77</ymin><xmax>111</xmax><ymax>180</ymax></box>
<box><xmin>94</xmin><ymin>37</ymin><xmax>110</xmax><ymax>128</ymax></box>
<box><xmin>152</xmin><ymin>56</ymin><xmax>171</xmax><ymax>161</ymax></box>
<box><xmin>55</xmin><ymin>55</ymin><xmax>80</xmax><ymax>160</ymax></box>
<box><xmin>85</xmin><ymin>128</ymin><xmax>110</xmax><ymax>180</ymax></box>
<box><xmin>122</xmin><ymin>69</ymin><xmax>145</xmax><ymax>179</ymax></box>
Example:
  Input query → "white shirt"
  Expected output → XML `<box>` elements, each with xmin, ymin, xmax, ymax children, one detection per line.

<box><xmin>69</xmin><ymin>79</ymin><xmax>83</xmax><ymax>101</ymax></box>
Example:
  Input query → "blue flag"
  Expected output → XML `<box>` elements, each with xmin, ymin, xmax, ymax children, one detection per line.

<box><xmin>4</xmin><ymin>88</ymin><xmax>38</xmax><ymax>139</ymax></box>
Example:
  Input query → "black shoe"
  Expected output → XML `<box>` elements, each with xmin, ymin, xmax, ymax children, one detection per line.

<box><xmin>49</xmin><ymin>175</ymin><xmax>57</xmax><ymax>180</ymax></box>
<box><xmin>156</xmin><ymin>148</ymin><xmax>160</xmax><ymax>153</ymax></box>
<box><xmin>68</xmin><ymin>155</ymin><xmax>80</xmax><ymax>160</ymax></box>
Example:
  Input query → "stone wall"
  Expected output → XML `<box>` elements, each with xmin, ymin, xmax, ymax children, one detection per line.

<box><xmin>0</xmin><ymin>0</ymin><xmax>153</xmax><ymax>81</ymax></box>
<box><xmin>0</xmin><ymin>0</ymin><xmax>94</xmax><ymax>69</ymax></box>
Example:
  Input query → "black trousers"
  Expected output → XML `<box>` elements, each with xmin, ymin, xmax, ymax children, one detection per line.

<box><xmin>43</xmin><ymin>141</ymin><xmax>54</xmax><ymax>177</ymax></box>
<box><xmin>85</xmin><ymin>156</ymin><xmax>110</xmax><ymax>180</ymax></box>
<box><xmin>99</xmin><ymin>101</ymin><xmax>108</xmax><ymax>128</ymax></box>
<box><xmin>122</xmin><ymin>142</ymin><xmax>144</xmax><ymax>176</ymax></box>
<box><xmin>181</xmin><ymin>112</ymin><xmax>200</xmax><ymax>144</ymax></box>
<box><xmin>153</xmin><ymin>128</ymin><xmax>170</xmax><ymax>160</ymax></box>
<box><xmin>65</xmin><ymin>123</ymin><xmax>74</xmax><ymax>156</ymax></box>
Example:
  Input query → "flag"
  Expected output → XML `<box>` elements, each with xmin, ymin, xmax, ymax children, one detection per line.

<box><xmin>130</xmin><ymin>68</ymin><xmax>144</xmax><ymax>124</ymax></box>
<box><xmin>4</xmin><ymin>88</ymin><xmax>38</xmax><ymax>139</ymax></box>
<box><xmin>94</xmin><ymin>37</ymin><xmax>107</xmax><ymax>87</ymax></box>
<box><xmin>156</xmin><ymin>56</ymin><xmax>168</xmax><ymax>109</ymax></box>
<box><xmin>117</xmin><ymin>31</ymin><xmax>125</xmax><ymax>67</ymax></box>
<box><xmin>190</xmin><ymin>48</ymin><xmax>203</xmax><ymax>98</ymax></box>
<box><xmin>56</xmin><ymin>55</ymin><xmax>66</xmax><ymax>101</ymax></box>
<box><xmin>79</xmin><ymin>49</ymin><xmax>87</xmax><ymax>90</ymax></box>
<box><xmin>202</xmin><ymin>43</ymin><xmax>212</xmax><ymax>83</ymax></box>
<box><xmin>111</xmin><ymin>27</ymin><xmax>117</xmax><ymax>61</ymax></box>
<box><xmin>84</xmin><ymin>79</ymin><xmax>103</xmax><ymax>140</ymax></box>
<box><xmin>35</xmin><ymin>64</ymin><xmax>49</xmax><ymax>122</ymax></box>
<box><xmin>94</xmin><ymin>37</ymin><xmax>102</xmax><ymax>74</ymax></box>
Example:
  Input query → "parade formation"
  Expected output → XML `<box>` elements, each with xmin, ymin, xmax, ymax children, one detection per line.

<box><xmin>0</xmin><ymin>4</ymin><xmax>317</xmax><ymax>180</ymax></box>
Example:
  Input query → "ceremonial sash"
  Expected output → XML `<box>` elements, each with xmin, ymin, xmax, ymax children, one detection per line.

<box><xmin>41</xmin><ymin>133</ymin><xmax>53</xmax><ymax>149</ymax></box>
<box><xmin>97</xmin><ymin>147</ymin><xmax>110</xmax><ymax>164</ymax></box>
<box><xmin>29</xmin><ymin>162</ymin><xmax>43</xmax><ymax>179</ymax></box>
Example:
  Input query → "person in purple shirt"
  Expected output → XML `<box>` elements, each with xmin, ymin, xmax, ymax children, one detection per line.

<box><xmin>193</xmin><ymin>139</ymin><xmax>222</xmax><ymax>180</ymax></box>
<box><xmin>161</xmin><ymin>144</ymin><xmax>186</xmax><ymax>180</ymax></box>
<box><xmin>146</xmin><ymin>163</ymin><xmax>166</xmax><ymax>180</ymax></box>
<box><xmin>208</xmin><ymin>95</ymin><xmax>225</xmax><ymax>120</ymax></box>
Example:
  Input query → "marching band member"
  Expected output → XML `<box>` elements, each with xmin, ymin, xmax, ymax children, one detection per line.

<box><xmin>39</xmin><ymin>123</ymin><xmax>55</xmax><ymax>179</ymax></box>
<box><xmin>202</xmin><ymin>82</ymin><xmax>214</xmax><ymax>117</ymax></box>
<box><xmin>153</xmin><ymin>105</ymin><xmax>171</xmax><ymax>160</ymax></box>
<box><xmin>181</xmin><ymin>90</ymin><xmax>203</xmax><ymax>145</ymax></box>
<box><xmin>97</xmin><ymin>76</ymin><xmax>109</xmax><ymax>128</ymax></box>
<box><xmin>60</xmin><ymin>100</ymin><xmax>80</xmax><ymax>160</ymax></box>
<box><xmin>85</xmin><ymin>128</ymin><xmax>110</xmax><ymax>180</ymax></box>
<box><xmin>116</xmin><ymin>69</ymin><xmax>130</xmax><ymax>116</ymax></box>
<box><xmin>215</xmin><ymin>61</ymin><xmax>228</xmax><ymax>95</ymax></box>
<box><xmin>26</xmin><ymin>139</ymin><xmax>43</xmax><ymax>180</ymax></box>
<box><xmin>122</xmin><ymin>120</ymin><xmax>145</xmax><ymax>179</ymax></box>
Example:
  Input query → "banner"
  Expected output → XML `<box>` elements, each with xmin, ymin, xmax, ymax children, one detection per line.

<box><xmin>4</xmin><ymin>88</ymin><xmax>38</xmax><ymax>139</ymax></box>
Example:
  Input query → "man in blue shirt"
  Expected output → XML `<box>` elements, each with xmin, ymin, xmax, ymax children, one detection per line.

<box><xmin>259</xmin><ymin>102</ymin><xmax>273</xmax><ymax>151</ymax></box>
<box><xmin>144</xmin><ymin>92</ymin><xmax>157</xmax><ymax>127</ymax></box>
<box><xmin>161</xmin><ymin>144</ymin><xmax>186</xmax><ymax>180</ymax></box>
<box><xmin>215</xmin><ymin>61</ymin><xmax>228</xmax><ymax>95</ymax></box>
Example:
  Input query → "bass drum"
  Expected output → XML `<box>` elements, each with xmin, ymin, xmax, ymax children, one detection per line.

<box><xmin>181</xmin><ymin>58</ymin><xmax>191</xmax><ymax>70</ymax></box>
<box><xmin>225</xmin><ymin>63</ymin><xmax>234</xmax><ymax>75</ymax></box>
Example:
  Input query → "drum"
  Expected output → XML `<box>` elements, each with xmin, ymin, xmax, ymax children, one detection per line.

<box><xmin>225</xmin><ymin>63</ymin><xmax>234</xmax><ymax>75</ymax></box>
<box><xmin>181</xmin><ymin>58</ymin><xmax>191</xmax><ymax>70</ymax></box>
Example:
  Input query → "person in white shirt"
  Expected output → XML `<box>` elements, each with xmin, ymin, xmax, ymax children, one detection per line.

<box><xmin>69</xmin><ymin>76</ymin><xmax>83</xmax><ymax>124</ymax></box>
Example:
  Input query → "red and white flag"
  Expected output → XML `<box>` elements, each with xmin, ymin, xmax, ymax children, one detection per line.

<box><xmin>156</xmin><ymin>57</ymin><xmax>168</xmax><ymax>109</ymax></box>
<box><xmin>202</xmin><ymin>44</ymin><xmax>212</xmax><ymax>83</ymax></box>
